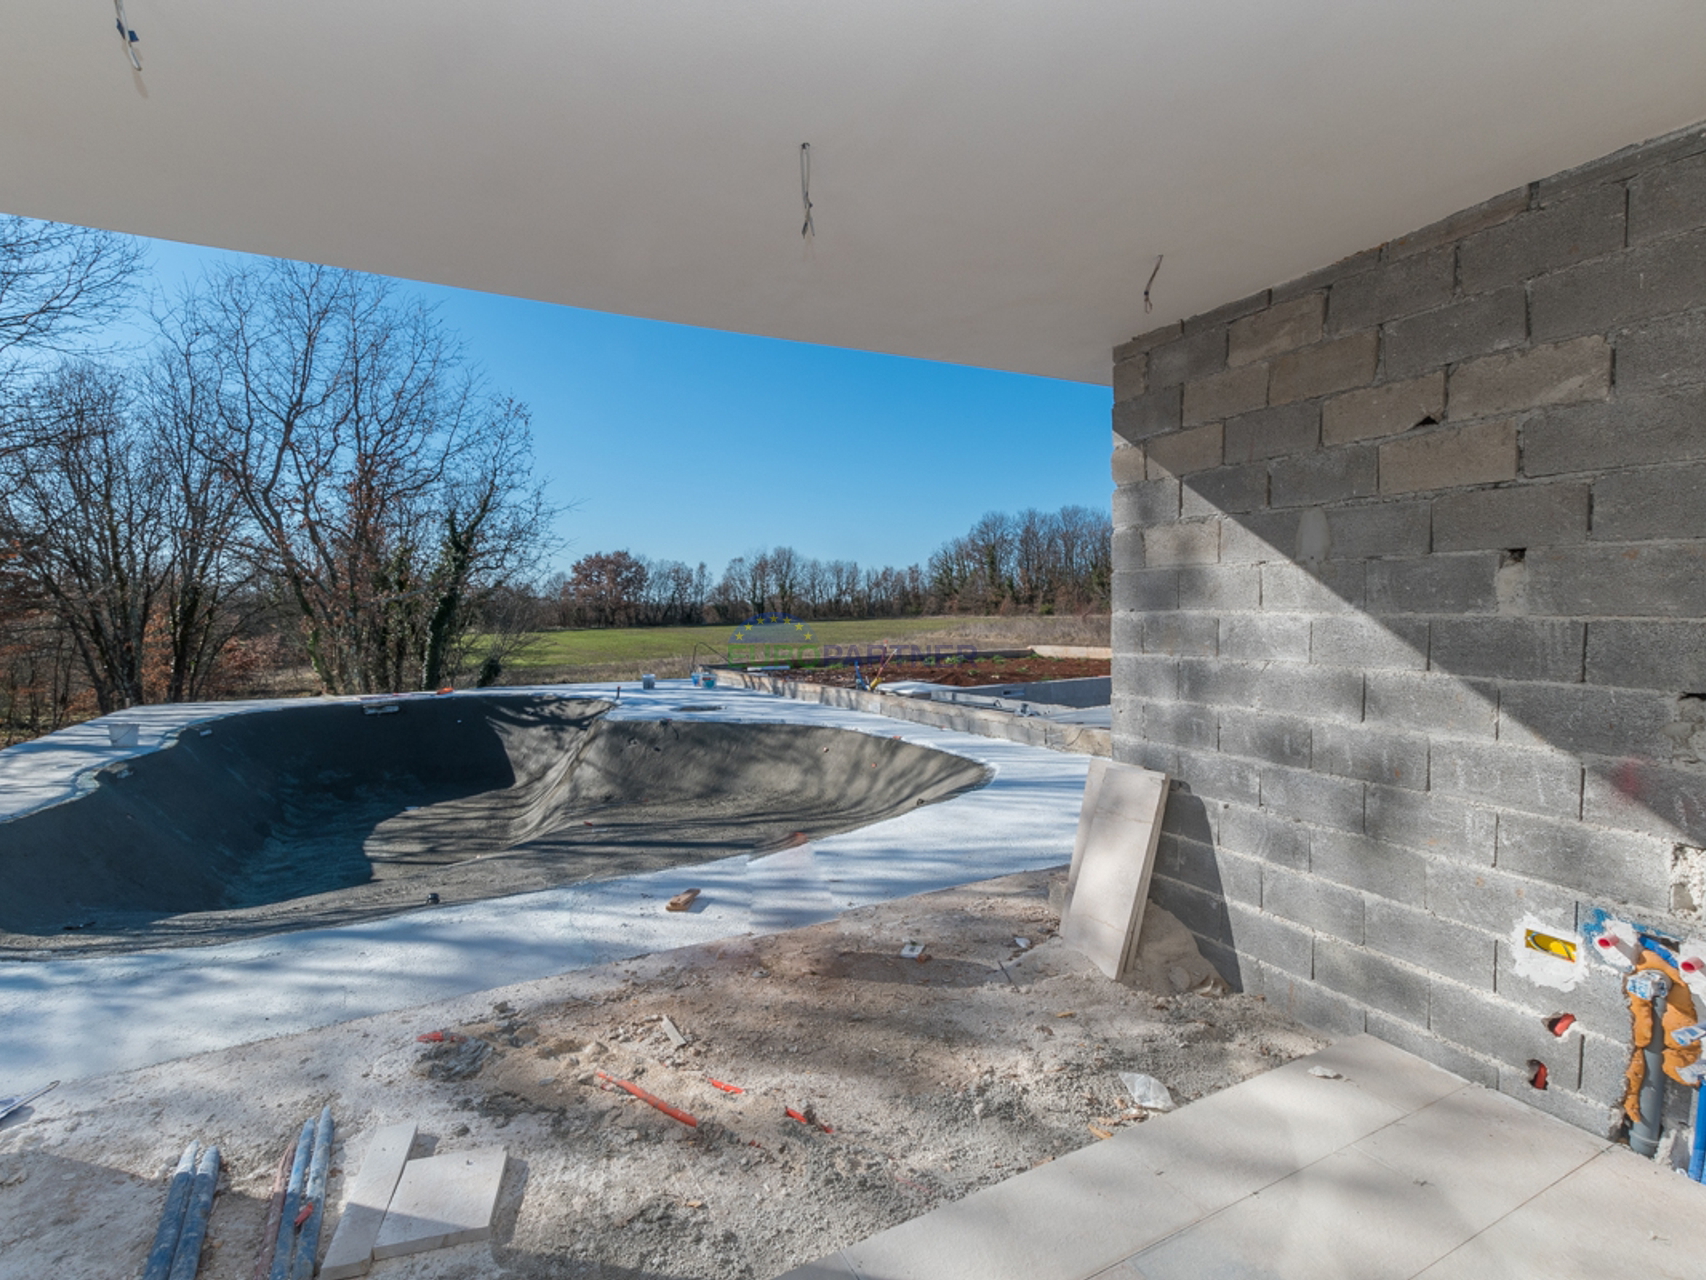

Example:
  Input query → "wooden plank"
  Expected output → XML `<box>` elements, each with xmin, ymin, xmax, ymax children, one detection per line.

<box><xmin>1059</xmin><ymin>760</ymin><xmax>1169</xmax><ymax>982</ymax></box>
<box><xmin>319</xmin><ymin>1122</ymin><xmax>417</xmax><ymax>1279</ymax></box>
<box><xmin>372</xmin><ymin>1147</ymin><xmax>507</xmax><ymax>1261</ymax></box>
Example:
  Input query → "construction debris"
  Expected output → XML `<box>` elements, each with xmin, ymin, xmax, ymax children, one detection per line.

<box><xmin>666</xmin><ymin>888</ymin><xmax>702</xmax><ymax>912</ymax></box>
<box><xmin>320</xmin><ymin>1123</ymin><xmax>417</xmax><ymax>1280</ymax></box>
<box><xmin>1117</xmin><ymin>1072</ymin><xmax>1175</xmax><ymax>1112</ymax></box>
<box><xmin>372</xmin><ymin>1147</ymin><xmax>508</xmax><ymax>1260</ymax></box>
<box><xmin>660</xmin><ymin>1016</ymin><xmax>689</xmax><ymax>1048</ymax></box>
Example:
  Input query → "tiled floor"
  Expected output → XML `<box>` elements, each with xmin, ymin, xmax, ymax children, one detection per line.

<box><xmin>777</xmin><ymin>1035</ymin><xmax>1706</xmax><ymax>1280</ymax></box>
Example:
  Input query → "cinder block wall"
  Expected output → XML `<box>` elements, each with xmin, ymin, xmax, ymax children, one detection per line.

<box><xmin>1111</xmin><ymin>122</ymin><xmax>1706</xmax><ymax>1133</ymax></box>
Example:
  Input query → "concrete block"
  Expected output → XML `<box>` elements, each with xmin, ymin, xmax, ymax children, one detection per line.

<box><xmin>1364</xmin><ymin>899</ymin><xmax>1495</xmax><ymax>989</ymax></box>
<box><xmin>1498</xmin><ymin>683</ymin><xmax>1675</xmax><ymax>758</ymax></box>
<box><xmin>1263</xmin><ymin>864</ymin><xmax>1364</xmax><ymax>943</ymax></box>
<box><xmin>1260</xmin><ymin>969</ymin><xmax>1370</xmax><ymax>1036</ymax></box>
<box><xmin>1062</xmin><ymin>759</ymin><xmax>1169</xmax><ymax>981</ymax></box>
<box><xmin>1182</xmin><ymin>363</ymin><xmax>1267</xmax><ymax>426</ymax></box>
<box><xmin>1148</xmin><ymin>875</ymin><xmax>1232</xmax><ymax>949</ymax></box>
<box><xmin>1222</xmin><ymin>401</ymin><xmax>1320</xmax><ymax>464</ymax></box>
<box><xmin>1228</xmin><ymin>293</ymin><xmax>1323</xmax><ymax>367</ymax></box>
<box><xmin>1432</xmin><ymin>482</ymin><xmax>1589</xmax><ymax>552</ymax></box>
<box><xmin>1326</xmin><ymin>248</ymin><xmax>1455</xmax><ymax>334</ymax></box>
<box><xmin>1218</xmin><ymin>509</ymin><xmax>1301</xmax><ymax>564</ymax></box>
<box><xmin>1538</xmin><ymin>124</ymin><xmax>1706</xmax><ymax>201</ymax></box>
<box><xmin>1112</xmin><ymin>522</ymin><xmax>1144</xmax><ymax>560</ymax></box>
<box><xmin>1429</xmin><ymin>618</ymin><xmax>1585</xmax><ymax>683</ymax></box>
<box><xmin>1382</xmin><ymin>186</ymin><xmax>1528</xmax><ymax>261</ymax></box>
<box><xmin>1148</xmin><ymin>327</ymin><xmax>1226</xmax><ymax>389</ymax></box>
<box><xmin>1176</xmin><ymin>564</ymin><xmax>1260</xmax><ymax>611</ymax></box>
<box><xmin>1365</xmin><ymin>671</ymin><xmax>1498</xmax><ymax>738</ymax></box>
<box><xmin>1269</xmin><ymin>331</ymin><xmax>1379</xmax><ymax>405</ymax></box>
<box><xmin>1171</xmin><ymin>747</ymin><xmax>1262</xmax><ymax>807</ymax></box>
<box><xmin>1521</xmin><ymin>387</ymin><xmax>1706</xmax><ymax>477</ymax></box>
<box><xmin>1429</xmin><ymin>739</ymin><xmax>1582</xmax><ymax>820</ymax></box>
<box><xmin>1525</xmin><ymin>542</ymin><xmax>1706</xmax><ymax>619</ymax></box>
<box><xmin>1314</xmin><ymin>938</ymin><xmax>1431</xmax><ymax>1021</ymax></box>
<box><xmin>1142</xmin><ymin>700</ymin><xmax>1218</xmax><ymax>751</ymax></box>
<box><xmin>1178</xmin><ymin>658</ymin><xmax>1260</xmax><ymax>707</ymax></box>
<box><xmin>1448</xmin><ymin>337</ymin><xmax>1612</xmax><ymax>421</ymax></box>
<box><xmin>1112</xmin><ymin>353</ymin><xmax>1147</xmax><ymax>403</ymax></box>
<box><xmin>1495</xmin><ymin>811</ymin><xmax>1671</xmax><ymax>904</ymax></box>
<box><xmin>1260</xmin><ymin>560</ymin><xmax>1367</xmax><ymax>614</ymax></box>
<box><xmin>321</xmin><ymin>1122</ymin><xmax>418</xmax><ymax>1280</ymax></box>
<box><xmin>1113</xmin><ymin>654</ymin><xmax>1179</xmax><ymax>700</ymax></box>
<box><xmin>1582</xmin><ymin>759</ymin><xmax>1706</xmax><ymax>847</ymax></box>
<box><xmin>1531</xmin><ymin>226</ymin><xmax>1706</xmax><ymax>342</ymax></box>
<box><xmin>1311</xmin><ymin>722</ymin><xmax>1429</xmax><ymax>790</ymax></box>
<box><xmin>1143</xmin><ymin>521</ymin><xmax>1220</xmax><ymax>568</ymax></box>
<box><xmin>1141</xmin><ymin>612</ymin><xmax>1218</xmax><ymax>657</ymax></box>
<box><xmin>1379</xmin><ymin>420</ymin><xmax>1518</xmax><ymax>494</ymax></box>
<box><xmin>1218</xmin><ymin>804</ymin><xmax>1310</xmax><ymax>870</ymax></box>
<box><xmin>1428</xmin><ymin>981</ymin><xmax>1584</xmax><ymax>1090</ymax></box>
<box><xmin>1365</xmin><ymin>552</ymin><xmax>1501</xmax><ymax>616</ymax></box>
<box><xmin>1310</xmin><ymin>616</ymin><xmax>1428</xmax><ymax>671</ymax></box>
<box><xmin>1260</xmin><ymin>764</ymin><xmax>1365</xmax><ymax>832</ymax></box>
<box><xmin>1113</xmin><ymin>731</ymin><xmax>1175</xmax><ymax>777</ymax></box>
<box><xmin>1365</xmin><ymin>784</ymin><xmax>1497</xmax><ymax>864</ymax></box>
<box><xmin>1310</xmin><ymin>828</ymin><xmax>1428</xmax><ymax>901</ymax></box>
<box><xmin>373</xmin><ymin>1147</ymin><xmax>507</xmax><ymax>1260</ymax></box>
<box><xmin>1612</xmin><ymin>309</ymin><xmax>1706</xmax><ymax>394</ymax></box>
<box><xmin>1326</xmin><ymin>501</ymin><xmax>1431</xmax><ymax>560</ymax></box>
<box><xmin>1160</xmin><ymin>836</ymin><xmax>1262</xmax><ymax>908</ymax></box>
<box><xmin>1323</xmin><ymin>372</ymin><xmax>1446</xmax><ymax>446</ymax></box>
<box><xmin>1180</xmin><ymin>463</ymin><xmax>1268</xmax><ymax>517</ymax></box>
<box><xmin>1217</xmin><ymin>707</ymin><xmax>1311</xmax><ymax>769</ymax></box>
<box><xmin>1144</xmin><ymin>422</ymin><xmax>1224</xmax><ymax>478</ymax></box>
<box><xmin>1382</xmin><ymin>287</ymin><xmax>1527</xmax><ymax>380</ymax></box>
<box><xmin>1112</xmin><ymin>385</ymin><xmax>1182</xmax><ymax>444</ymax></box>
<box><xmin>1183</xmin><ymin>288</ymin><xmax>1273</xmax><ymax>337</ymax></box>
<box><xmin>1112</xmin><ymin>477</ymin><xmax>1180</xmax><ymax>527</ymax></box>
<box><xmin>1226</xmin><ymin>900</ymin><xmax>1313</xmax><ymax>976</ymax></box>
<box><xmin>1111</xmin><ymin>567</ymin><xmax>1178</xmax><ymax>612</ymax></box>
<box><xmin>1364</xmin><ymin>1012</ymin><xmax>1500</xmax><ymax>1088</ymax></box>
<box><xmin>1584</xmin><ymin>619</ymin><xmax>1706</xmax><ymax>689</ymax></box>
<box><xmin>1426</xmin><ymin>859</ymin><xmax>1580</xmax><ymax>936</ymax></box>
<box><xmin>1112</xmin><ymin>609</ymin><xmax>1141</xmax><ymax>656</ymax></box>
<box><xmin>1270</xmin><ymin>445</ymin><xmax>1378</xmax><ymax>508</ymax></box>
<box><xmin>1456</xmin><ymin>186</ymin><xmax>1627</xmax><ymax>293</ymax></box>
<box><xmin>1592</xmin><ymin>463</ymin><xmax>1706</xmax><ymax>541</ymax></box>
<box><xmin>1628</xmin><ymin>148</ymin><xmax>1706</xmax><ymax>244</ymax></box>
<box><xmin>1219</xmin><ymin>614</ymin><xmax>1311</xmax><ymax>663</ymax></box>
<box><xmin>1110</xmin><ymin>444</ymin><xmax>1146</xmax><ymax>486</ymax></box>
<box><xmin>1114</xmin><ymin>323</ymin><xmax>1181</xmax><ymax>362</ymax></box>
<box><xmin>1255</xmin><ymin>663</ymin><xmax>1366</xmax><ymax>722</ymax></box>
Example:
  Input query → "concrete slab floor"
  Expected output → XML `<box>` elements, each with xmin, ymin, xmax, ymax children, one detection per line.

<box><xmin>783</xmin><ymin>1035</ymin><xmax>1706</xmax><ymax>1280</ymax></box>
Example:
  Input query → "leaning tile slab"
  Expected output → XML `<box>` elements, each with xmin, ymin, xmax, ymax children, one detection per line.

<box><xmin>371</xmin><ymin>1146</ymin><xmax>506</xmax><ymax>1261</ymax></box>
<box><xmin>321</xmin><ymin>1122</ymin><xmax>418</xmax><ymax>1278</ymax></box>
<box><xmin>1061</xmin><ymin>759</ymin><xmax>1169</xmax><ymax>980</ymax></box>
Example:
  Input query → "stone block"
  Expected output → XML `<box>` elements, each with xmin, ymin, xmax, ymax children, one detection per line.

<box><xmin>1268</xmin><ymin>331</ymin><xmax>1379</xmax><ymax>405</ymax></box>
<box><xmin>1365</xmin><ymin>552</ymin><xmax>1501</xmax><ymax>615</ymax></box>
<box><xmin>1142</xmin><ymin>701</ymin><xmax>1218</xmax><ymax>751</ymax></box>
<box><xmin>1142</xmin><ymin>612</ymin><xmax>1218</xmax><ymax>657</ymax></box>
<box><xmin>1112</xmin><ymin>353</ymin><xmax>1147</xmax><ymax>402</ymax></box>
<box><xmin>1263</xmin><ymin>865</ymin><xmax>1364</xmax><ymax>943</ymax></box>
<box><xmin>1144</xmin><ymin>422</ymin><xmax>1225</xmax><ymax>478</ymax></box>
<box><xmin>1429</xmin><ymin>739</ymin><xmax>1583</xmax><ymax>820</ymax></box>
<box><xmin>1313</xmin><ymin>938</ymin><xmax>1431</xmax><ymax>1022</ymax></box>
<box><xmin>1228</xmin><ymin>293</ymin><xmax>1324</xmax><ymax>367</ymax></box>
<box><xmin>1521</xmin><ymin>387</ymin><xmax>1706</xmax><ymax>477</ymax></box>
<box><xmin>1382</xmin><ymin>186</ymin><xmax>1528</xmax><ymax>260</ymax></box>
<box><xmin>1495</xmin><ymin>811</ymin><xmax>1671</xmax><ymax>905</ymax></box>
<box><xmin>1218</xmin><ymin>509</ymin><xmax>1302</xmax><ymax>564</ymax></box>
<box><xmin>1148</xmin><ymin>327</ymin><xmax>1227</xmax><ymax>389</ymax></box>
<box><xmin>1111</xmin><ymin>568</ymin><xmax>1178</xmax><ymax>612</ymax></box>
<box><xmin>1181</xmin><ymin>463</ymin><xmax>1268</xmax><ymax>517</ymax></box>
<box><xmin>1456</xmin><ymin>186</ymin><xmax>1627</xmax><ymax>293</ymax></box>
<box><xmin>1218</xmin><ymin>804</ymin><xmax>1311</xmax><ymax>870</ymax></box>
<box><xmin>1176</xmin><ymin>564</ymin><xmax>1261</xmax><ymax>611</ymax></box>
<box><xmin>1226</xmin><ymin>900</ymin><xmax>1313</xmax><ymax>977</ymax></box>
<box><xmin>1183</xmin><ymin>364</ymin><xmax>1267</xmax><ymax>426</ymax></box>
<box><xmin>1426</xmin><ymin>859</ymin><xmax>1579</xmax><ymax>936</ymax></box>
<box><xmin>1260</xmin><ymin>560</ymin><xmax>1367</xmax><ymax>613</ymax></box>
<box><xmin>1428</xmin><ymin>618</ymin><xmax>1585</xmax><ymax>683</ymax></box>
<box><xmin>1112</xmin><ymin>385</ymin><xmax>1182</xmax><ymax>444</ymax></box>
<box><xmin>1365</xmin><ymin>784</ymin><xmax>1498</xmax><ymax>863</ymax></box>
<box><xmin>1113</xmin><ymin>654</ymin><xmax>1179</xmax><ymax>700</ymax></box>
<box><xmin>1172</xmin><ymin>747</ymin><xmax>1262</xmax><ymax>807</ymax></box>
<box><xmin>1270</xmin><ymin>445</ymin><xmax>1378</xmax><ymax>508</ymax></box>
<box><xmin>1365</xmin><ymin>671</ymin><xmax>1498</xmax><ymax>738</ymax></box>
<box><xmin>1628</xmin><ymin>148</ymin><xmax>1706</xmax><ymax>244</ymax></box>
<box><xmin>1260</xmin><ymin>764</ymin><xmax>1365</xmax><ymax>832</ymax></box>
<box><xmin>1143</xmin><ymin>521</ymin><xmax>1220</xmax><ymax>568</ymax></box>
<box><xmin>1310</xmin><ymin>827</ymin><xmax>1429</xmax><ymax>902</ymax></box>
<box><xmin>1223</xmin><ymin>401</ymin><xmax>1320</xmax><ymax>464</ymax></box>
<box><xmin>1219</xmin><ymin>614</ymin><xmax>1311</xmax><ymax>663</ymax></box>
<box><xmin>1379</xmin><ymin>420</ymin><xmax>1518</xmax><ymax>494</ymax></box>
<box><xmin>1386</xmin><ymin>288</ymin><xmax>1527</xmax><ymax>381</ymax></box>
<box><xmin>1326</xmin><ymin>248</ymin><xmax>1455</xmax><ymax>334</ymax></box>
<box><xmin>1530</xmin><ymin>226</ymin><xmax>1706</xmax><ymax>342</ymax></box>
<box><xmin>1322</xmin><ymin>373</ymin><xmax>1446</xmax><ymax>446</ymax></box>
<box><xmin>1326</xmin><ymin>501</ymin><xmax>1431</xmax><ymax>560</ymax></box>
<box><xmin>1310</xmin><ymin>615</ymin><xmax>1428</xmax><ymax>670</ymax></box>
<box><xmin>1613</xmin><ymin>310</ymin><xmax>1706</xmax><ymax>394</ymax></box>
<box><xmin>1582</xmin><ymin>759</ymin><xmax>1706</xmax><ymax>847</ymax></box>
<box><xmin>1311</xmin><ymin>722</ymin><xmax>1429</xmax><ymax>790</ymax></box>
<box><xmin>1498</xmin><ymin>683</ymin><xmax>1675</xmax><ymax>758</ymax></box>
<box><xmin>1584</xmin><ymin>620</ymin><xmax>1706</xmax><ymax>689</ymax></box>
<box><xmin>1432</xmin><ymin>482</ymin><xmax>1590</xmax><ymax>552</ymax></box>
<box><xmin>1218</xmin><ymin>708</ymin><xmax>1311</xmax><ymax>769</ymax></box>
<box><xmin>1448</xmin><ymin>337</ymin><xmax>1612</xmax><ymax>419</ymax></box>
<box><xmin>373</xmin><ymin>1147</ymin><xmax>508</xmax><ymax>1260</ymax></box>
<box><xmin>1113</xmin><ymin>478</ymin><xmax>1180</xmax><ymax>527</ymax></box>
<box><xmin>1592</xmin><ymin>463</ymin><xmax>1706</xmax><ymax>541</ymax></box>
<box><xmin>1110</xmin><ymin>444</ymin><xmax>1146</xmax><ymax>486</ymax></box>
<box><xmin>1364</xmin><ymin>899</ymin><xmax>1496</xmax><ymax>990</ymax></box>
<box><xmin>1525</xmin><ymin>542</ymin><xmax>1706</xmax><ymax>619</ymax></box>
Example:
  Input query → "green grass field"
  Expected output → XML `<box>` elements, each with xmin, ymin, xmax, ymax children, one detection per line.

<box><xmin>505</xmin><ymin>617</ymin><xmax>959</xmax><ymax>670</ymax></box>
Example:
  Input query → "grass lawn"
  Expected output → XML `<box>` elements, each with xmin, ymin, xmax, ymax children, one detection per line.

<box><xmin>506</xmin><ymin>617</ymin><xmax>959</xmax><ymax>670</ymax></box>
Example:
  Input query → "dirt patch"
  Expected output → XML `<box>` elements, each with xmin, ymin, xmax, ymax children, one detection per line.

<box><xmin>770</xmin><ymin>655</ymin><xmax>1110</xmax><ymax>689</ymax></box>
<box><xmin>0</xmin><ymin>868</ymin><xmax>1323</xmax><ymax>1280</ymax></box>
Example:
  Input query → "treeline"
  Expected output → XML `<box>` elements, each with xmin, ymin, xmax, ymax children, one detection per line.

<box><xmin>543</xmin><ymin>504</ymin><xmax>1111</xmax><ymax>629</ymax></box>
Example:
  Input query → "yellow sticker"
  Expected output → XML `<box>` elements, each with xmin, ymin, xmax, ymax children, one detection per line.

<box><xmin>1524</xmin><ymin>930</ymin><xmax>1578</xmax><ymax>963</ymax></box>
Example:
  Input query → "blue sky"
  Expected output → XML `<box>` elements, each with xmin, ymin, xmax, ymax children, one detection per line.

<box><xmin>129</xmin><ymin>237</ymin><xmax>1113</xmax><ymax>575</ymax></box>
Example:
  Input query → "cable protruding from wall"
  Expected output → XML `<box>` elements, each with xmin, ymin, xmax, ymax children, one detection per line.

<box><xmin>113</xmin><ymin>0</ymin><xmax>142</xmax><ymax>71</ymax></box>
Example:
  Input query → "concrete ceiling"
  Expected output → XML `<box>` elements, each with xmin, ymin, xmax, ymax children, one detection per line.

<box><xmin>2</xmin><ymin>3</ymin><xmax>1704</xmax><ymax>385</ymax></box>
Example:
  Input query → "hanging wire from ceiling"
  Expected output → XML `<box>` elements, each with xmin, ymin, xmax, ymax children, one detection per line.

<box><xmin>800</xmin><ymin>143</ymin><xmax>815</xmax><ymax>240</ymax></box>
<box><xmin>113</xmin><ymin>0</ymin><xmax>142</xmax><ymax>70</ymax></box>
<box><xmin>1143</xmin><ymin>255</ymin><xmax>1163</xmax><ymax>314</ymax></box>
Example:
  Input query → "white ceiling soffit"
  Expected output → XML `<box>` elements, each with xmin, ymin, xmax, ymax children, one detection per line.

<box><xmin>2</xmin><ymin>3</ymin><xmax>1704</xmax><ymax>385</ymax></box>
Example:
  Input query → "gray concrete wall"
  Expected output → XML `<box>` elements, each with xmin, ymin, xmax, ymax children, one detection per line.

<box><xmin>1110</xmin><ymin>121</ymin><xmax>1706</xmax><ymax>1134</ymax></box>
